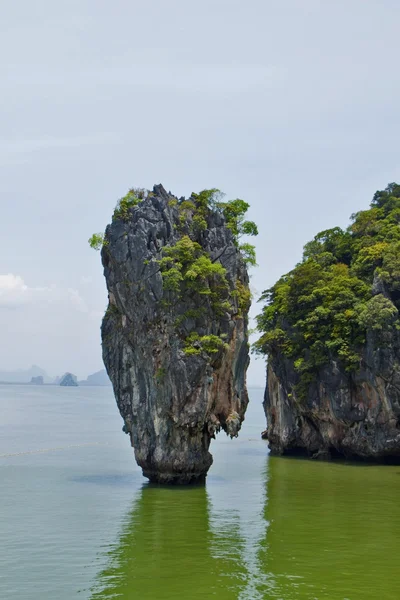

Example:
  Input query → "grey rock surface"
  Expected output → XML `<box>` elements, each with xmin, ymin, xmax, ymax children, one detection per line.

<box><xmin>101</xmin><ymin>184</ymin><xmax>250</xmax><ymax>483</ymax></box>
<box><xmin>264</xmin><ymin>289</ymin><xmax>400</xmax><ymax>460</ymax></box>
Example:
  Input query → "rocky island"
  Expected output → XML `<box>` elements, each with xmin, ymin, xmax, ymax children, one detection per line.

<box><xmin>59</xmin><ymin>373</ymin><xmax>78</xmax><ymax>387</ymax></box>
<box><xmin>256</xmin><ymin>183</ymin><xmax>400</xmax><ymax>460</ymax></box>
<box><xmin>93</xmin><ymin>185</ymin><xmax>256</xmax><ymax>483</ymax></box>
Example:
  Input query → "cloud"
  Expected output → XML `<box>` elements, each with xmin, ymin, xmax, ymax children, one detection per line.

<box><xmin>0</xmin><ymin>273</ymin><xmax>105</xmax><ymax>376</ymax></box>
<box><xmin>0</xmin><ymin>273</ymin><xmax>29</xmax><ymax>307</ymax></box>
<box><xmin>0</xmin><ymin>273</ymin><xmax>27</xmax><ymax>292</ymax></box>
<box><xmin>0</xmin><ymin>273</ymin><xmax>89</xmax><ymax>312</ymax></box>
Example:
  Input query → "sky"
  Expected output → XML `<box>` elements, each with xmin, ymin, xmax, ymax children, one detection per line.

<box><xmin>1</xmin><ymin>0</ymin><xmax>400</xmax><ymax>383</ymax></box>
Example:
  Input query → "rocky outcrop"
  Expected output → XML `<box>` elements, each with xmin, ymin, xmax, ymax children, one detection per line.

<box><xmin>101</xmin><ymin>185</ymin><xmax>250</xmax><ymax>483</ymax></box>
<box><xmin>59</xmin><ymin>372</ymin><xmax>78</xmax><ymax>387</ymax></box>
<box><xmin>259</xmin><ymin>183</ymin><xmax>400</xmax><ymax>461</ymax></box>
<box><xmin>79</xmin><ymin>369</ymin><xmax>111</xmax><ymax>386</ymax></box>
<box><xmin>264</xmin><ymin>306</ymin><xmax>400</xmax><ymax>460</ymax></box>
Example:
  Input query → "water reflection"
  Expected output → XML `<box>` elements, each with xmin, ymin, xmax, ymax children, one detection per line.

<box><xmin>89</xmin><ymin>453</ymin><xmax>400</xmax><ymax>600</ymax></box>
<box><xmin>90</xmin><ymin>447</ymin><xmax>270</xmax><ymax>599</ymax></box>
<box><xmin>262</xmin><ymin>457</ymin><xmax>400</xmax><ymax>600</ymax></box>
<box><xmin>208</xmin><ymin>455</ymin><xmax>271</xmax><ymax>599</ymax></box>
<box><xmin>91</xmin><ymin>486</ymin><xmax>246</xmax><ymax>599</ymax></box>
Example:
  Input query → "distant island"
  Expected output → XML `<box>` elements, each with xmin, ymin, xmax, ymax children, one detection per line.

<box><xmin>58</xmin><ymin>370</ymin><xmax>112</xmax><ymax>387</ymax></box>
<box><xmin>78</xmin><ymin>370</ymin><xmax>112</xmax><ymax>386</ymax></box>
<box><xmin>0</xmin><ymin>366</ymin><xmax>111</xmax><ymax>386</ymax></box>
<box><xmin>0</xmin><ymin>365</ymin><xmax>52</xmax><ymax>384</ymax></box>
<box><xmin>59</xmin><ymin>373</ymin><xmax>78</xmax><ymax>387</ymax></box>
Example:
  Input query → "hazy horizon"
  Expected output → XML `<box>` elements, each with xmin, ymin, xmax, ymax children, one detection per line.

<box><xmin>0</xmin><ymin>364</ymin><xmax>104</xmax><ymax>378</ymax></box>
<box><xmin>2</xmin><ymin>1</ymin><xmax>400</xmax><ymax>385</ymax></box>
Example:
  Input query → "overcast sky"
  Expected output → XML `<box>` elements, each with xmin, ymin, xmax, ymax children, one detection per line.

<box><xmin>1</xmin><ymin>0</ymin><xmax>400</xmax><ymax>383</ymax></box>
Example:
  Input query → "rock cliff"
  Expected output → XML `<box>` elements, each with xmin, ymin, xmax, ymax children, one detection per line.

<box><xmin>101</xmin><ymin>185</ymin><xmax>251</xmax><ymax>483</ymax></box>
<box><xmin>257</xmin><ymin>183</ymin><xmax>400</xmax><ymax>461</ymax></box>
<box><xmin>264</xmin><ymin>317</ymin><xmax>400</xmax><ymax>459</ymax></box>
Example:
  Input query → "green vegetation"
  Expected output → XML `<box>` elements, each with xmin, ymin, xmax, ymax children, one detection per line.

<box><xmin>218</xmin><ymin>198</ymin><xmax>257</xmax><ymax>237</ymax></box>
<box><xmin>183</xmin><ymin>333</ymin><xmax>229</xmax><ymax>356</ymax></box>
<box><xmin>158</xmin><ymin>235</ymin><xmax>227</xmax><ymax>294</ymax></box>
<box><xmin>158</xmin><ymin>189</ymin><xmax>257</xmax><ymax>313</ymax></box>
<box><xmin>90</xmin><ymin>185</ymin><xmax>257</xmax><ymax>360</ymax></box>
<box><xmin>89</xmin><ymin>187</ymin><xmax>258</xmax><ymax>268</ymax></box>
<box><xmin>237</xmin><ymin>242</ymin><xmax>257</xmax><ymax>267</ymax></box>
<box><xmin>231</xmin><ymin>280</ymin><xmax>252</xmax><ymax>316</ymax></box>
<box><xmin>88</xmin><ymin>232</ymin><xmax>106</xmax><ymax>251</ymax></box>
<box><xmin>157</xmin><ymin>235</ymin><xmax>231</xmax><ymax>330</ymax></box>
<box><xmin>190</xmin><ymin>190</ymin><xmax>258</xmax><ymax>265</ymax></box>
<box><xmin>219</xmin><ymin>197</ymin><xmax>258</xmax><ymax>266</ymax></box>
<box><xmin>89</xmin><ymin>187</ymin><xmax>149</xmax><ymax>251</ymax></box>
<box><xmin>105</xmin><ymin>303</ymin><xmax>121</xmax><ymax>318</ymax></box>
<box><xmin>157</xmin><ymin>188</ymin><xmax>257</xmax><ymax>358</ymax></box>
<box><xmin>255</xmin><ymin>183</ymin><xmax>400</xmax><ymax>396</ymax></box>
<box><xmin>113</xmin><ymin>188</ymin><xmax>148</xmax><ymax>221</ymax></box>
<box><xmin>155</xmin><ymin>367</ymin><xmax>167</xmax><ymax>383</ymax></box>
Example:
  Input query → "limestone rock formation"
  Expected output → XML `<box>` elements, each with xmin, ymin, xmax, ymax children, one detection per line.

<box><xmin>257</xmin><ymin>183</ymin><xmax>400</xmax><ymax>461</ymax></box>
<box><xmin>264</xmin><ymin>317</ymin><xmax>400</xmax><ymax>460</ymax></box>
<box><xmin>101</xmin><ymin>185</ymin><xmax>251</xmax><ymax>483</ymax></box>
<box><xmin>79</xmin><ymin>369</ymin><xmax>111</xmax><ymax>386</ymax></box>
<box><xmin>59</xmin><ymin>372</ymin><xmax>78</xmax><ymax>387</ymax></box>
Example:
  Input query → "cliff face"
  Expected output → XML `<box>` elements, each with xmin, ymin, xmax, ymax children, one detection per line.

<box><xmin>264</xmin><ymin>288</ymin><xmax>400</xmax><ymax>460</ymax></box>
<box><xmin>257</xmin><ymin>183</ymin><xmax>400</xmax><ymax>461</ymax></box>
<box><xmin>101</xmin><ymin>185</ymin><xmax>250</xmax><ymax>483</ymax></box>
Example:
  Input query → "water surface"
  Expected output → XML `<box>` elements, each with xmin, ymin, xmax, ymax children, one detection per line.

<box><xmin>0</xmin><ymin>385</ymin><xmax>399</xmax><ymax>599</ymax></box>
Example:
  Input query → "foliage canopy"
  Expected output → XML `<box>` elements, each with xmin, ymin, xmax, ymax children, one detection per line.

<box><xmin>88</xmin><ymin>232</ymin><xmax>106</xmax><ymax>251</ymax></box>
<box><xmin>158</xmin><ymin>189</ymin><xmax>257</xmax><ymax>355</ymax></box>
<box><xmin>255</xmin><ymin>183</ymin><xmax>400</xmax><ymax>395</ymax></box>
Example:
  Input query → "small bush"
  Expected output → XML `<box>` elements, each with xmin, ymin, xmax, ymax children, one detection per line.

<box><xmin>88</xmin><ymin>232</ymin><xmax>106</xmax><ymax>251</ymax></box>
<box><xmin>113</xmin><ymin>188</ymin><xmax>148</xmax><ymax>221</ymax></box>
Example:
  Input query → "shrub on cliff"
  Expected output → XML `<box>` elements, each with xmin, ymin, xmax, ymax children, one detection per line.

<box><xmin>90</xmin><ymin>186</ymin><xmax>257</xmax><ymax>358</ymax></box>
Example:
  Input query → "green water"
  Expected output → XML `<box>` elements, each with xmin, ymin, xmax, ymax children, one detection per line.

<box><xmin>1</xmin><ymin>386</ymin><xmax>399</xmax><ymax>599</ymax></box>
<box><xmin>90</xmin><ymin>461</ymin><xmax>400</xmax><ymax>600</ymax></box>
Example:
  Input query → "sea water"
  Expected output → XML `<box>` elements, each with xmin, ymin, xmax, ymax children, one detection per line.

<box><xmin>0</xmin><ymin>385</ymin><xmax>399</xmax><ymax>599</ymax></box>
